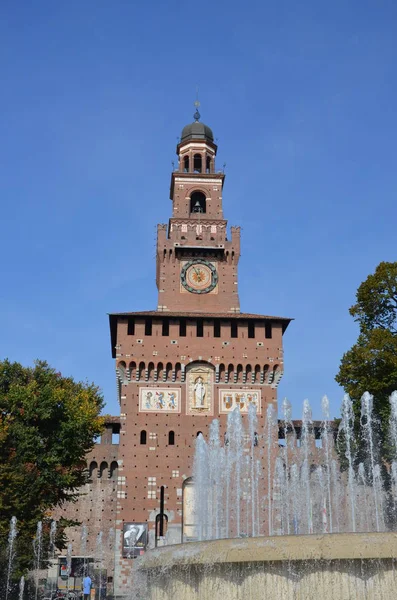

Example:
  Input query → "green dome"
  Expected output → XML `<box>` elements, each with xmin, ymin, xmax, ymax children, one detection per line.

<box><xmin>181</xmin><ymin>121</ymin><xmax>214</xmax><ymax>143</ymax></box>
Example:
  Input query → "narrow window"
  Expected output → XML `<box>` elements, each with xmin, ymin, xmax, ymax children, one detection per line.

<box><xmin>197</xmin><ymin>319</ymin><xmax>204</xmax><ymax>337</ymax></box>
<box><xmin>145</xmin><ymin>318</ymin><xmax>152</xmax><ymax>336</ymax></box>
<box><xmin>140</xmin><ymin>430</ymin><xmax>147</xmax><ymax>445</ymax></box>
<box><xmin>193</xmin><ymin>154</ymin><xmax>202</xmax><ymax>173</ymax></box>
<box><xmin>127</xmin><ymin>318</ymin><xmax>135</xmax><ymax>335</ymax></box>
<box><xmin>112</xmin><ymin>431</ymin><xmax>120</xmax><ymax>445</ymax></box>
<box><xmin>168</xmin><ymin>431</ymin><xmax>175</xmax><ymax>445</ymax></box>
<box><xmin>179</xmin><ymin>319</ymin><xmax>186</xmax><ymax>337</ymax></box>
<box><xmin>265</xmin><ymin>321</ymin><xmax>272</xmax><ymax>339</ymax></box>
<box><xmin>248</xmin><ymin>321</ymin><xmax>255</xmax><ymax>339</ymax></box>
<box><xmin>162</xmin><ymin>319</ymin><xmax>169</xmax><ymax>336</ymax></box>
<box><xmin>213</xmin><ymin>320</ymin><xmax>221</xmax><ymax>338</ymax></box>
<box><xmin>231</xmin><ymin>321</ymin><xmax>238</xmax><ymax>338</ymax></box>
<box><xmin>183</xmin><ymin>156</ymin><xmax>189</xmax><ymax>172</ymax></box>
<box><xmin>206</xmin><ymin>156</ymin><xmax>211</xmax><ymax>173</ymax></box>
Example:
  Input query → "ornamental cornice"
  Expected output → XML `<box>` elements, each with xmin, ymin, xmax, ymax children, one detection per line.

<box><xmin>170</xmin><ymin>218</ymin><xmax>227</xmax><ymax>226</ymax></box>
<box><xmin>174</xmin><ymin>177</ymin><xmax>223</xmax><ymax>185</ymax></box>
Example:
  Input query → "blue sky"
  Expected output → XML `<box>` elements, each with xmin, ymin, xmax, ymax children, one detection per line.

<box><xmin>1</xmin><ymin>1</ymin><xmax>396</xmax><ymax>420</ymax></box>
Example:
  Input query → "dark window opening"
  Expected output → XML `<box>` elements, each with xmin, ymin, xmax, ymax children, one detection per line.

<box><xmin>248</xmin><ymin>321</ymin><xmax>255</xmax><ymax>339</ymax></box>
<box><xmin>140</xmin><ymin>430</ymin><xmax>147</xmax><ymax>445</ymax></box>
<box><xmin>265</xmin><ymin>321</ymin><xmax>272</xmax><ymax>339</ymax></box>
<box><xmin>179</xmin><ymin>319</ymin><xmax>186</xmax><ymax>337</ymax></box>
<box><xmin>231</xmin><ymin>321</ymin><xmax>238</xmax><ymax>338</ymax></box>
<box><xmin>168</xmin><ymin>431</ymin><xmax>175</xmax><ymax>445</ymax></box>
<box><xmin>214</xmin><ymin>320</ymin><xmax>221</xmax><ymax>338</ymax></box>
<box><xmin>183</xmin><ymin>156</ymin><xmax>189</xmax><ymax>172</ymax></box>
<box><xmin>190</xmin><ymin>191</ymin><xmax>206</xmax><ymax>214</ymax></box>
<box><xmin>127</xmin><ymin>318</ymin><xmax>135</xmax><ymax>335</ymax></box>
<box><xmin>196</xmin><ymin>431</ymin><xmax>203</xmax><ymax>437</ymax></box>
<box><xmin>254</xmin><ymin>432</ymin><xmax>259</xmax><ymax>447</ymax></box>
<box><xmin>206</xmin><ymin>156</ymin><xmax>211</xmax><ymax>173</ymax></box>
<box><xmin>162</xmin><ymin>319</ymin><xmax>169</xmax><ymax>336</ymax></box>
<box><xmin>193</xmin><ymin>153</ymin><xmax>202</xmax><ymax>173</ymax></box>
<box><xmin>145</xmin><ymin>318</ymin><xmax>152</xmax><ymax>336</ymax></box>
<box><xmin>197</xmin><ymin>319</ymin><xmax>204</xmax><ymax>337</ymax></box>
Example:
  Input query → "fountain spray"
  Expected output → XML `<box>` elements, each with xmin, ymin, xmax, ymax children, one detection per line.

<box><xmin>5</xmin><ymin>516</ymin><xmax>17</xmax><ymax>600</ymax></box>
<box><xmin>33</xmin><ymin>521</ymin><xmax>42</xmax><ymax>600</ymax></box>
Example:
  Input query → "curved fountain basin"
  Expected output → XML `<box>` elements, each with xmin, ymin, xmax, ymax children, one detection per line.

<box><xmin>135</xmin><ymin>533</ymin><xmax>397</xmax><ymax>600</ymax></box>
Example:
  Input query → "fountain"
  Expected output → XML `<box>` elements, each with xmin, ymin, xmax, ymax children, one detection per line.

<box><xmin>134</xmin><ymin>391</ymin><xmax>397</xmax><ymax>600</ymax></box>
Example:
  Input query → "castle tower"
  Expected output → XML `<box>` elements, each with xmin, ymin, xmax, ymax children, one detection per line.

<box><xmin>108</xmin><ymin>109</ymin><xmax>292</xmax><ymax>597</ymax></box>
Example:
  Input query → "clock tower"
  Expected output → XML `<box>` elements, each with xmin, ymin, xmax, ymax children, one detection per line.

<box><xmin>156</xmin><ymin>107</ymin><xmax>240</xmax><ymax>313</ymax></box>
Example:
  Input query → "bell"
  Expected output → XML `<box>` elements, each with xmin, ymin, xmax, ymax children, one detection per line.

<box><xmin>193</xmin><ymin>200</ymin><xmax>202</xmax><ymax>213</ymax></box>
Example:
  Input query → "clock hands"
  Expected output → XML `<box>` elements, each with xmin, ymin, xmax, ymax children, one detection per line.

<box><xmin>193</xmin><ymin>266</ymin><xmax>202</xmax><ymax>282</ymax></box>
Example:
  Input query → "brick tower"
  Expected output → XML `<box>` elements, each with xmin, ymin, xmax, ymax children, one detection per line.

<box><xmin>108</xmin><ymin>109</ymin><xmax>291</xmax><ymax>596</ymax></box>
<box><xmin>156</xmin><ymin>108</ymin><xmax>240</xmax><ymax>314</ymax></box>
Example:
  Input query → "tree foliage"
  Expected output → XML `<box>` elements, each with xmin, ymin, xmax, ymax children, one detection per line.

<box><xmin>0</xmin><ymin>359</ymin><xmax>104</xmax><ymax>579</ymax></box>
<box><xmin>336</xmin><ymin>262</ymin><xmax>397</xmax><ymax>459</ymax></box>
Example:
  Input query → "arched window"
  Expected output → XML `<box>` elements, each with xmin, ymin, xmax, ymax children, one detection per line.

<box><xmin>174</xmin><ymin>362</ymin><xmax>181</xmax><ymax>381</ymax></box>
<box><xmin>166</xmin><ymin>362</ymin><xmax>173</xmax><ymax>381</ymax></box>
<box><xmin>196</xmin><ymin>431</ymin><xmax>203</xmax><ymax>437</ymax></box>
<box><xmin>147</xmin><ymin>362</ymin><xmax>155</xmax><ymax>380</ymax></box>
<box><xmin>138</xmin><ymin>362</ymin><xmax>145</xmax><ymax>380</ymax></box>
<box><xmin>140</xmin><ymin>430</ymin><xmax>147</xmax><ymax>445</ymax></box>
<box><xmin>99</xmin><ymin>461</ymin><xmax>108</xmax><ymax>478</ymax></box>
<box><xmin>117</xmin><ymin>361</ymin><xmax>126</xmax><ymax>382</ymax></box>
<box><xmin>89</xmin><ymin>461</ymin><xmax>98</xmax><ymax>479</ymax></box>
<box><xmin>183</xmin><ymin>155</ymin><xmax>189</xmax><ymax>172</ymax></box>
<box><xmin>254</xmin><ymin>364</ymin><xmax>261</xmax><ymax>383</ymax></box>
<box><xmin>193</xmin><ymin>154</ymin><xmax>202</xmax><ymax>173</ymax></box>
<box><xmin>245</xmin><ymin>364</ymin><xmax>252</xmax><ymax>381</ymax></box>
<box><xmin>190</xmin><ymin>191</ymin><xmax>206</xmax><ymax>214</ymax></box>
<box><xmin>110</xmin><ymin>461</ymin><xmax>118</xmax><ymax>479</ymax></box>
<box><xmin>157</xmin><ymin>362</ymin><xmax>164</xmax><ymax>381</ymax></box>
<box><xmin>129</xmin><ymin>361</ymin><xmax>136</xmax><ymax>381</ymax></box>
<box><xmin>168</xmin><ymin>430</ymin><xmax>175</xmax><ymax>445</ymax></box>
<box><xmin>206</xmin><ymin>156</ymin><xmax>211</xmax><ymax>173</ymax></box>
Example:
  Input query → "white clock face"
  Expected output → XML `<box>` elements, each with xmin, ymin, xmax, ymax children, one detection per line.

<box><xmin>181</xmin><ymin>260</ymin><xmax>218</xmax><ymax>294</ymax></box>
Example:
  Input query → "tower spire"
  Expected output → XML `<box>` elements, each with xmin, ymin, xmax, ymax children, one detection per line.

<box><xmin>193</xmin><ymin>86</ymin><xmax>201</xmax><ymax>122</ymax></box>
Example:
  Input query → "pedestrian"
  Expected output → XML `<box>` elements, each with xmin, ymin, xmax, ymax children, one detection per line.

<box><xmin>83</xmin><ymin>573</ymin><xmax>92</xmax><ymax>600</ymax></box>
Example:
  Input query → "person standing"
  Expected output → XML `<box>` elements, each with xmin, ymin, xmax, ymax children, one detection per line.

<box><xmin>83</xmin><ymin>573</ymin><xmax>92</xmax><ymax>600</ymax></box>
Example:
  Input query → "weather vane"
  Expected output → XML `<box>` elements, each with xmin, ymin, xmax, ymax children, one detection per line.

<box><xmin>193</xmin><ymin>86</ymin><xmax>201</xmax><ymax>122</ymax></box>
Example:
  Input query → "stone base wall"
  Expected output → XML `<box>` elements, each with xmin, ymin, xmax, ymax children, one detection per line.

<box><xmin>135</xmin><ymin>533</ymin><xmax>397</xmax><ymax>600</ymax></box>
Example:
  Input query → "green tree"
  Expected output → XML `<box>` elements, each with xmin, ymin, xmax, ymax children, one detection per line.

<box><xmin>336</xmin><ymin>261</ymin><xmax>397</xmax><ymax>461</ymax></box>
<box><xmin>0</xmin><ymin>359</ymin><xmax>104</xmax><ymax>587</ymax></box>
